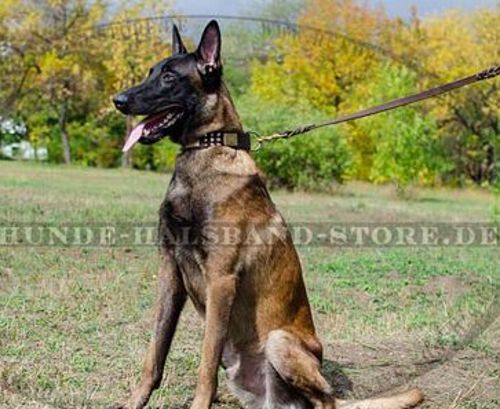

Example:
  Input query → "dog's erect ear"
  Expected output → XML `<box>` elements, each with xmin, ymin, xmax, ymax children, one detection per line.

<box><xmin>172</xmin><ymin>24</ymin><xmax>187</xmax><ymax>55</ymax></box>
<box><xmin>196</xmin><ymin>20</ymin><xmax>221</xmax><ymax>71</ymax></box>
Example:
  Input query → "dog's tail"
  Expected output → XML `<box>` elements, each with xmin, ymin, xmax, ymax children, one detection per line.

<box><xmin>336</xmin><ymin>387</ymin><xmax>424</xmax><ymax>409</ymax></box>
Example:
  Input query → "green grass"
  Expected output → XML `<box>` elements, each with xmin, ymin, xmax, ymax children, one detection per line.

<box><xmin>0</xmin><ymin>161</ymin><xmax>498</xmax><ymax>408</ymax></box>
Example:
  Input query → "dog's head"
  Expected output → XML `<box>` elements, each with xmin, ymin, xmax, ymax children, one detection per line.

<box><xmin>113</xmin><ymin>20</ymin><xmax>223</xmax><ymax>151</ymax></box>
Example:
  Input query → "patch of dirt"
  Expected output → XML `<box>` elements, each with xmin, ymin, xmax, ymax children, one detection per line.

<box><xmin>340</xmin><ymin>288</ymin><xmax>372</xmax><ymax>306</ymax></box>
<box><xmin>415</xmin><ymin>350</ymin><xmax>498</xmax><ymax>408</ymax></box>
<box><xmin>1</xmin><ymin>267</ymin><xmax>13</xmax><ymax>278</ymax></box>
<box><xmin>320</xmin><ymin>316</ymin><xmax>500</xmax><ymax>408</ymax></box>
<box><xmin>423</xmin><ymin>276</ymin><xmax>468</xmax><ymax>302</ymax></box>
<box><xmin>397</xmin><ymin>276</ymin><xmax>468</xmax><ymax>304</ymax></box>
<box><xmin>0</xmin><ymin>387</ymin><xmax>54</xmax><ymax>409</ymax></box>
<box><xmin>385</xmin><ymin>271</ymin><xmax>403</xmax><ymax>281</ymax></box>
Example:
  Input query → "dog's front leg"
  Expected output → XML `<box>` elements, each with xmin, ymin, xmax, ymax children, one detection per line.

<box><xmin>119</xmin><ymin>249</ymin><xmax>187</xmax><ymax>409</ymax></box>
<box><xmin>190</xmin><ymin>268</ymin><xmax>237</xmax><ymax>409</ymax></box>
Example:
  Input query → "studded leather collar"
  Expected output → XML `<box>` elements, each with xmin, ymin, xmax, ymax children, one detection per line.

<box><xmin>183</xmin><ymin>131</ymin><xmax>251</xmax><ymax>151</ymax></box>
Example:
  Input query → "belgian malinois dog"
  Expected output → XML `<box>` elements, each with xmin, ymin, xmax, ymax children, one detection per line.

<box><xmin>111</xmin><ymin>20</ymin><xmax>424</xmax><ymax>409</ymax></box>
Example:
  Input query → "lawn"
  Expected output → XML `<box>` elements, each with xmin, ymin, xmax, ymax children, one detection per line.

<box><xmin>0</xmin><ymin>161</ymin><xmax>498</xmax><ymax>409</ymax></box>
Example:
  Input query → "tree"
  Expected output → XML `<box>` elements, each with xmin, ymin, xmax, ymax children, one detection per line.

<box><xmin>249</xmin><ymin>0</ymin><xmax>499</xmax><ymax>186</ymax></box>
<box><xmin>101</xmin><ymin>0</ymin><xmax>175</xmax><ymax>167</ymax></box>
<box><xmin>380</xmin><ymin>6</ymin><xmax>499</xmax><ymax>185</ymax></box>
<box><xmin>250</xmin><ymin>0</ymin><xmax>397</xmax><ymax>178</ymax></box>
<box><xmin>417</xmin><ymin>9</ymin><xmax>499</xmax><ymax>185</ymax></box>
<box><xmin>0</xmin><ymin>0</ymin><xmax>177</xmax><ymax>166</ymax></box>
<box><xmin>358</xmin><ymin>65</ymin><xmax>449</xmax><ymax>191</ymax></box>
<box><xmin>0</xmin><ymin>0</ymin><xmax>109</xmax><ymax>164</ymax></box>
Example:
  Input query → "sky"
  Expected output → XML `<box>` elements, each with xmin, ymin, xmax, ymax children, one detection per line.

<box><xmin>173</xmin><ymin>0</ymin><xmax>497</xmax><ymax>19</ymax></box>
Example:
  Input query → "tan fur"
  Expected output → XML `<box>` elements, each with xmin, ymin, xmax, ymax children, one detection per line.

<box><xmin>111</xmin><ymin>61</ymin><xmax>423</xmax><ymax>409</ymax></box>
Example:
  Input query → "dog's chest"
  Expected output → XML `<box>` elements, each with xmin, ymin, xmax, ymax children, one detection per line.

<box><xmin>160</xmin><ymin>174</ymin><xmax>211</xmax><ymax>234</ymax></box>
<box><xmin>159</xmin><ymin>175</ymin><xmax>211</xmax><ymax>311</ymax></box>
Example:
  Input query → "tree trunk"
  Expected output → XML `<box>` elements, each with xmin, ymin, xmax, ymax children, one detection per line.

<box><xmin>33</xmin><ymin>141</ymin><xmax>39</xmax><ymax>162</ymax></box>
<box><xmin>121</xmin><ymin>115</ymin><xmax>133</xmax><ymax>168</ymax></box>
<box><xmin>59</xmin><ymin>103</ymin><xmax>71</xmax><ymax>164</ymax></box>
<box><xmin>485</xmin><ymin>143</ymin><xmax>496</xmax><ymax>184</ymax></box>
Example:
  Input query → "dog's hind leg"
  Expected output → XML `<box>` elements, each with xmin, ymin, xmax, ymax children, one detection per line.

<box><xmin>265</xmin><ymin>329</ymin><xmax>335</xmax><ymax>409</ymax></box>
<box><xmin>111</xmin><ymin>249</ymin><xmax>187</xmax><ymax>409</ymax></box>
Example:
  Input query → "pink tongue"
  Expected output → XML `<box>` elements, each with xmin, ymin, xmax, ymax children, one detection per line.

<box><xmin>122</xmin><ymin>122</ymin><xmax>145</xmax><ymax>152</ymax></box>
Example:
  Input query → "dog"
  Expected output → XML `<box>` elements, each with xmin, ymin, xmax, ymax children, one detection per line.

<box><xmin>111</xmin><ymin>20</ymin><xmax>424</xmax><ymax>409</ymax></box>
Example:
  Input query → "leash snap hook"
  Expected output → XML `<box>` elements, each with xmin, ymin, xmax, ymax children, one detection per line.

<box><xmin>252</xmin><ymin>141</ymin><xmax>263</xmax><ymax>152</ymax></box>
<box><xmin>248</xmin><ymin>130</ymin><xmax>263</xmax><ymax>151</ymax></box>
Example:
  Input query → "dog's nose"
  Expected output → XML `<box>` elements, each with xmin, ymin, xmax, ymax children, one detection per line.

<box><xmin>113</xmin><ymin>94</ymin><xmax>128</xmax><ymax>111</ymax></box>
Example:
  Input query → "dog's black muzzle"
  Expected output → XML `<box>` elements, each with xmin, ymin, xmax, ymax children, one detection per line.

<box><xmin>113</xmin><ymin>85</ymin><xmax>153</xmax><ymax>116</ymax></box>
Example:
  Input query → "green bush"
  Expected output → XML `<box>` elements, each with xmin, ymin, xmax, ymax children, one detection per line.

<box><xmin>492</xmin><ymin>204</ymin><xmax>500</xmax><ymax>224</ymax></box>
<box><xmin>152</xmin><ymin>140</ymin><xmax>179</xmax><ymax>172</ymax></box>
<box><xmin>42</xmin><ymin>112</ymin><xmax>126</xmax><ymax>167</ymax></box>
<box><xmin>236</xmin><ymin>94</ymin><xmax>351</xmax><ymax>190</ymax></box>
<box><xmin>45</xmin><ymin>128</ymin><xmax>63</xmax><ymax>163</ymax></box>
<box><xmin>131</xmin><ymin>139</ymin><xmax>179</xmax><ymax>172</ymax></box>
<box><xmin>357</xmin><ymin>65</ymin><xmax>452</xmax><ymax>190</ymax></box>
<box><xmin>39</xmin><ymin>109</ymin><xmax>178</xmax><ymax>172</ymax></box>
<box><xmin>67</xmin><ymin>114</ymin><xmax>124</xmax><ymax>167</ymax></box>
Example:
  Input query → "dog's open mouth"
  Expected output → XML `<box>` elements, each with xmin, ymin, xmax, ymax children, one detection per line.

<box><xmin>122</xmin><ymin>107</ymin><xmax>183</xmax><ymax>152</ymax></box>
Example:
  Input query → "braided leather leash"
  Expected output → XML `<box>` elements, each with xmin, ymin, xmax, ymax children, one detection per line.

<box><xmin>252</xmin><ymin>65</ymin><xmax>500</xmax><ymax>150</ymax></box>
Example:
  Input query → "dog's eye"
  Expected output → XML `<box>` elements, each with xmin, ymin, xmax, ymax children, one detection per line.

<box><xmin>162</xmin><ymin>72</ymin><xmax>176</xmax><ymax>84</ymax></box>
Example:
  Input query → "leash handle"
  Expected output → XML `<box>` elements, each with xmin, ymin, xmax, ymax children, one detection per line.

<box><xmin>252</xmin><ymin>65</ymin><xmax>500</xmax><ymax>150</ymax></box>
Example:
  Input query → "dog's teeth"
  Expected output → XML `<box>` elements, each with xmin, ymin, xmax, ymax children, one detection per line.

<box><xmin>147</xmin><ymin>111</ymin><xmax>180</xmax><ymax>133</ymax></box>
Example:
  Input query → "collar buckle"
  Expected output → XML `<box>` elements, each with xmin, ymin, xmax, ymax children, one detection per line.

<box><xmin>223</xmin><ymin>133</ymin><xmax>238</xmax><ymax>146</ymax></box>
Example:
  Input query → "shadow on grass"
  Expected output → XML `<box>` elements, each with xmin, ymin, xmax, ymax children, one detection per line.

<box><xmin>416</xmin><ymin>196</ymin><xmax>450</xmax><ymax>203</ymax></box>
<box><xmin>146</xmin><ymin>360</ymin><xmax>353</xmax><ymax>409</ymax></box>
<box><xmin>324</xmin><ymin>359</ymin><xmax>354</xmax><ymax>398</ymax></box>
